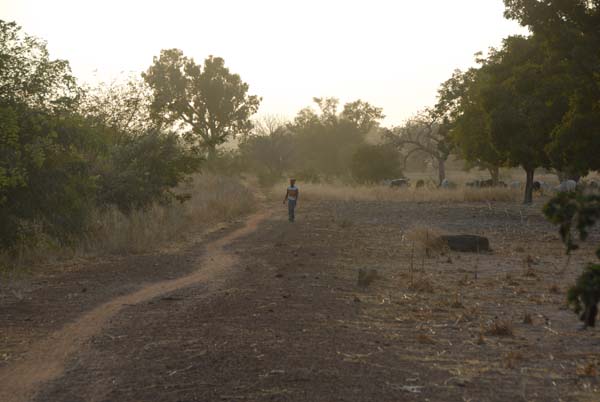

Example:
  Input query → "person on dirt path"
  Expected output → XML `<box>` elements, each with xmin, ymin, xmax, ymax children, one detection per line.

<box><xmin>283</xmin><ymin>178</ymin><xmax>299</xmax><ymax>222</ymax></box>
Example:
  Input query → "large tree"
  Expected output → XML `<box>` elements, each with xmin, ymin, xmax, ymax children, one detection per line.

<box><xmin>288</xmin><ymin>97</ymin><xmax>384</xmax><ymax>178</ymax></box>
<box><xmin>142</xmin><ymin>49</ymin><xmax>260</xmax><ymax>158</ymax></box>
<box><xmin>386</xmin><ymin>109</ymin><xmax>452</xmax><ymax>185</ymax></box>
<box><xmin>504</xmin><ymin>0</ymin><xmax>600</xmax><ymax>176</ymax></box>
<box><xmin>477</xmin><ymin>35</ymin><xmax>568</xmax><ymax>203</ymax></box>
<box><xmin>436</xmin><ymin>68</ymin><xmax>505</xmax><ymax>185</ymax></box>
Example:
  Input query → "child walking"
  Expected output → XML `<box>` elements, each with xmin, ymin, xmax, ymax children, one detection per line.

<box><xmin>283</xmin><ymin>178</ymin><xmax>299</xmax><ymax>222</ymax></box>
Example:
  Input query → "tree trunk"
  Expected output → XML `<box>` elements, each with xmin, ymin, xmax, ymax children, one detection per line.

<box><xmin>207</xmin><ymin>146</ymin><xmax>218</xmax><ymax>161</ymax></box>
<box><xmin>489</xmin><ymin>166</ymin><xmax>500</xmax><ymax>186</ymax></box>
<box><xmin>437</xmin><ymin>158</ymin><xmax>446</xmax><ymax>186</ymax></box>
<box><xmin>524</xmin><ymin>167</ymin><xmax>535</xmax><ymax>204</ymax></box>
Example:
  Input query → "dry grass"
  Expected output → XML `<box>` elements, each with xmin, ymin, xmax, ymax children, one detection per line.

<box><xmin>85</xmin><ymin>174</ymin><xmax>256</xmax><ymax>254</ymax></box>
<box><xmin>273</xmin><ymin>182</ymin><xmax>520</xmax><ymax>203</ymax></box>
<box><xmin>405</xmin><ymin>226</ymin><xmax>446</xmax><ymax>254</ymax></box>
<box><xmin>409</xmin><ymin>276</ymin><xmax>435</xmax><ymax>293</ymax></box>
<box><xmin>1</xmin><ymin>174</ymin><xmax>257</xmax><ymax>273</ymax></box>
<box><xmin>503</xmin><ymin>351</ymin><xmax>523</xmax><ymax>369</ymax></box>
<box><xmin>485</xmin><ymin>319</ymin><xmax>515</xmax><ymax>337</ymax></box>
<box><xmin>417</xmin><ymin>332</ymin><xmax>436</xmax><ymax>345</ymax></box>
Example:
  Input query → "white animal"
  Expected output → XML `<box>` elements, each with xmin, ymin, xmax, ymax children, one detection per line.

<box><xmin>555</xmin><ymin>179</ymin><xmax>577</xmax><ymax>193</ymax></box>
<box><xmin>440</xmin><ymin>179</ymin><xmax>456</xmax><ymax>189</ymax></box>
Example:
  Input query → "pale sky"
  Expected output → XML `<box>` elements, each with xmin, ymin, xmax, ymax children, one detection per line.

<box><xmin>0</xmin><ymin>0</ymin><xmax>526</xmax><ymax>125</ymax></box>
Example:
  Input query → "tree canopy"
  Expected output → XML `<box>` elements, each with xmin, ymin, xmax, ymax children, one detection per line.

<box><xmin>143</xmin><ymin>49</ymin><xmax>261</xmax><ymax>158</ymax></box>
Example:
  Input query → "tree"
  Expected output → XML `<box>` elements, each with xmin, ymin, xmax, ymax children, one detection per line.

<box><xmin>350</xmin><ymin>145</ymin><xmax>403</xmax><ymax>184</ymax></box>
<box><xmin>142</xmin><ymin>49</ymin><xmax>260</xmax><ymax>158</ymax></box>
<box><xmin>239</xmin><ymin>117</ymin><xmax>294</xmax><ymax>184</ymax></box>
<box><xmin>97</xmin><ymin>130</ymin><xmax>202</xmax><ymax>213</ymax></box>
<box><xmin>476</xmin><ymin>36</ymin><xmax>568</xmax><ymax>203</ymax></box>
<box><xmin>0</xmin><ymin>20</ymin><xmax>79</xmax><ymax>110</ymax></box>
<box><xmin>436</xmin><ymin>68</ymin><xmax>505</xmax><ymax>184</ymax></box>
<box><xmin>386</xmin><ymin>109</ymin><xmax>452</xmax><ymax>185</ymax></box>
<box><xmin>544</xmin><ymin>190</ymin><xmax>600</xmax><ymax>327</ymax></box>
<box><xmin>0</xmin><ymin>21</ymin><xmax>92</xmax><ymax>247</ymax></box>
<box><xmin>0</xmin><ymin>23</ymin><xmax>204</xmax><ymax>250</ymax></box>
<box><xmin>288</xmin><ymin>97</ymin><xmax>385</xmax><ymax>178</ymax></box>
<box><xmin>341</xmin><ymin>100</ymin><xmax>385</xmax><ymax>133</ymax></box>
<box><xmin>504</xmin><ymin>0</ymin><xmax>600</xmax><ymax>176</ymax></box>
<box><xmin>79</xmin><ymin>76</ymin><xmax>155</xmax><ymax>140</ymax></box>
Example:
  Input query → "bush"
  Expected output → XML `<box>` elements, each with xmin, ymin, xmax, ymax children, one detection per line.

<box><xmin>350</xmin><ymin>144</ymin><xmax>403</xmax><ymax>184</ymax></box>
<box><xmin>98</xmin><ymin>130</ymin><xmax>202</xmax><ymax>213</ymax></box>
<box><xmin>544</xmin><ymin>190</ymin><xmax>600</xmax><ymax>327</ymax></box>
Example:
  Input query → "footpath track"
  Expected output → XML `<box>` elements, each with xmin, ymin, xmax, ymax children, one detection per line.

<box><xmin>0</xmin><ymin>210</ymin><xmax>269</xmax><ymax>402</ymax></box>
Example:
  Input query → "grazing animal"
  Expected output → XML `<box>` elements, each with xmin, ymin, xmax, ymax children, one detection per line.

<box><xmin>390</xmin><ymin>178</ymin><xmax>409</xmax><ymax>188</ymax></box>
<box><xmin>533</xmin><ymin>180</ymin><xmax>551</xmax><ymax>193</ymax></box>
<box><xmin>440</xmin><ymin>179</ymin><xmax>456</xmax><ymax>189</ymax></box>
<box><xmin>555</xmin><ymin>179</ymin><xmax>577</xmax><ymax>193</ymax></box>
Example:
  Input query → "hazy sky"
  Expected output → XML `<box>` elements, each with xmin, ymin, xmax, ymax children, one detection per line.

<box><xmin>0</xmin><ymin>0</ymin><xmax>526</xmax><ymax>125</ymax></box>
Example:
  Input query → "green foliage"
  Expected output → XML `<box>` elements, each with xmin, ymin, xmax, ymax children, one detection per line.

<box><xmin>351</xmin><ymin>145</ymin><xmax>403</xmax><ymax>184</ymax></box>
<box><xmin>239</xmin><ymin>127</ymin><xmax>294</xmax><ymax>179</ymax></box>
<box><xmin>544</xmin><ymin>190</ymin><xmax>600</xmax><ymax>326</ymax></box>
<box><xmin>98</xmin><ymin>130</ymin><xmax>202</xmax><ymax>214</ymax></box>
<box><xmin>142</xmin><ymin>50</ymin><xmax>260</xmax><ymax>158</ymax></box>
<box><xmin>544</xmin><ymin>191</ymin><xmax>600</xmax><ymax>257</ymax></box>
<box><xmin>504</xmin><ymin>0</ymin><xmax>600</xmax><ymax>177</ymax></box>
<box><xmin>0</xmin><ymin>107</ymin><xmax>99</xmax><ymax>247</ymax></box>
<box><xmin>0</xmin><ymin>22</ymin><xmax>204</xmax><ymax>252</ymax></box>
<box><xmin>0</xmin><ymin>20</ymin><xmax>79</xmax><ymax>110</ymax></box>
<box><xmin>238</xmin><ymin>98</ymin><xmax>385</xmax><ymax>182</ymax></box>
<box><xmin>567</xmin><ymin>264</ymin><xmax>600</xmax><ymax>318</ymax></box>
<box><xmin>436</xmin><ymin>69</ymin><xmax>505</xmax><ymax>182</ymax></box>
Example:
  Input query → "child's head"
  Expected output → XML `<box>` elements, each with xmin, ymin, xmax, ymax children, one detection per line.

<box><xmin>290</xmin><ymin>178</ymin><xmax>296</xmax><ymax>185</ymax></box>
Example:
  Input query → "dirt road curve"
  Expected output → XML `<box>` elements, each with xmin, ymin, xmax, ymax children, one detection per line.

<box><xmin>0</xmin><ymin>210</ymin><xmax>269</xmax><ymax>402</ymax></box>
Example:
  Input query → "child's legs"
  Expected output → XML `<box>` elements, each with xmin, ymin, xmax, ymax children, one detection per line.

<box><xmin>288</xmin><ymin>200</ymin><xmax>296</xmax><ymax>221</ymax></box>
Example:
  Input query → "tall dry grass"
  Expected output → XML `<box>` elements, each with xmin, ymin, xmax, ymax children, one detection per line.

<box><xmin>278</xmin><ymin>182</ymin><xmax>520</xmax><ymax>203</ymax></box>
<box><xmin>85</xmin><ymin>174</ymin><xmax>256</xmax><ymax>254</ymax></box>
<box><xmin>1</xmin><ymin>174</ymin><xmax>256</xmax><ymax>273</ymax></box>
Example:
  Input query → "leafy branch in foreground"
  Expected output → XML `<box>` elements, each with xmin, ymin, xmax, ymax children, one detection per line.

<box><xmin>544</xmin><ymin>191</ymin><xmax>600</xmax><ymax>328</ymax></box>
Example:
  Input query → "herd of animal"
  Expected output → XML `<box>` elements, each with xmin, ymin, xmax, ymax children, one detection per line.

<box><xmin>386</xmin><ymin>177</ymin><xmax>599</xmax><ymax>193</ymax></box>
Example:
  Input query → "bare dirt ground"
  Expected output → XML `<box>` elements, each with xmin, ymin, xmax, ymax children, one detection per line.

<box><xmin>1</xmin><ymin>197</ymin><xmax>600</xmax><ymax>402</ymax></box>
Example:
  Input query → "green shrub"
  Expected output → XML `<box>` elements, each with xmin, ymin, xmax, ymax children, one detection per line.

<box><xmin>350</xmin><ymin>144</ymin><xmax>403</xmax><ymax>184</ymax></box>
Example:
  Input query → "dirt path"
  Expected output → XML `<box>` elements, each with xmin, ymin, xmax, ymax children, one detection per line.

<box><xmin>2</xmin><ymin>199</ymin><xmax>600</xmax><ymax>401</ymax></box>
<box><xmin>0</xmin><ymin>210</ymin><xmax>269</xmax><ymax>402</ymax></box>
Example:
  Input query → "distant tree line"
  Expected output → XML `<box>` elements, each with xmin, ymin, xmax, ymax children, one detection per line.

<box><xmin>238</xmin><ymin>97</ymin><xmax>401</xmax><ymax>185</ymax></box>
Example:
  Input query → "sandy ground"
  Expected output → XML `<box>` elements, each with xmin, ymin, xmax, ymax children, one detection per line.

<box><xmin>1</xmin><ymin>197</ymin><xmax>600</xmax><ymax>402</ymax></box>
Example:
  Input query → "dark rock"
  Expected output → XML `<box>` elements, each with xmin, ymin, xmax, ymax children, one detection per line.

<box><xmin>441</xmin><ymin>235</ymin><xmax>490</xmax><ymax>252</ymax></box>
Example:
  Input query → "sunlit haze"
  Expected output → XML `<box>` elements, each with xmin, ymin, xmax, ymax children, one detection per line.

<box><xmin>0</xmin><ymin>0</ymin><xmax>527</xmax><ymax>125</ymax></box>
